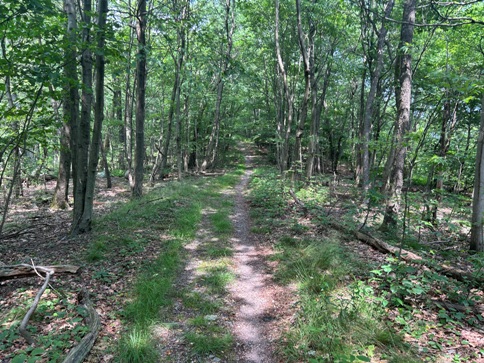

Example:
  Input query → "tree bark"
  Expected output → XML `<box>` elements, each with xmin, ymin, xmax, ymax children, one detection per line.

<box><xmin>294</xmin><ymin>0</ymin><xmax>312</xmax><ymax>172</ymax></box>
<box><xmin>360</xmin><ymin>0</ymin><xmax>394</xmax><ymax>191</ymax></box>
<box><xmin>101</xmin><ymin>133</ymin><xmax>112</xmax><ymax>189</ymax></box>
<box><xmin>72</xmin><ymin>0</ymin><xmax>93</xmax><ymax>234</ymax></box>
<box><xmin>470</xmin><ymin>94</ymin><xmax>484</xmax><ymax>251</ymax></box>
<box><xmin>78</xmin><ymin>0</ymin><xmax>108</xmax><ymax>232</ymax></box>
<box><xmin>132</xmin><ymin>0</ymin><xmax>147</xmax><ymax>198</ymax></box>
<box><xmin>274</xmin><ymin>0</ymin><xmax>294</xmax><ymax>173</ymax></box>
<box><xmin>201</xmin><ymin>0</ymin><xmax>234</xmax><ymax>172</ymax></box>
<box><xmin>53</xmin><ymin>0</ymin><xmax>78</xmax><ymax>210</ymax></box>
<box><xmin>380</xmin><ymin>0</ymin><xmax>415</xmax><ymax>232</ymax></box>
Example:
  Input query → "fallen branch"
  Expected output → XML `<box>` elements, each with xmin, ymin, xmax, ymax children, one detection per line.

<box><xmin>433</xmin><ymin>299</ymin><xmax>484</xmax><ymax>315</ymax></box>
<box><xmin>19</xmin><ymin>267</ymin><xmax>53</xmax><ymax>344</ymax></box>
<box><xmin>0</xmin><ymin>228</ymin><xmax>36</xmax><ymax>240</ymax></box>
<box><xmin>288</xmin><ymin>190</ymin><xmax>482</xmax><ymax>285</ymax></box>
<box><xmin>349</xmin><ymin>229</ymin><xmax>480</xmax><ymax>284</ymax></box>
<box><xmin>62</xmin><ymin>289</ymin><xmax>101</xmax><ymax>363</ymax></box>
<box><xmin>0</xmin><ymin>264</ymin><xmax>80</xmax><ymax>281</ymax></box>
<box><xmin>289</xmin><ymin>189</ymin><xmax>308</xmax><ymax>216</ymax></box>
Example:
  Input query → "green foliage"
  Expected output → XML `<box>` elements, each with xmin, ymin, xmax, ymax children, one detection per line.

<box><xmin>248</xmin><ymin>167</ymin><xmax>287</xmax><ymax>219</ymax></box>
<box><xmin>247</xmin><ymin>170</ymin><xmax>420</xmax><ymax>362</ymax></box>
<box><xmin>117</xmin><ymin>328</ymin><xmax>159</xmax><ymax>363</ymax></box>
<box><xmin>184</xmin><ymin>332</ymin><xmax>233</xmax><ymax>355</ymax></box>
<box><xmin>0</xmin><ymin>290</ymin><xmax>89</xmax><ymax>362</ymax></box>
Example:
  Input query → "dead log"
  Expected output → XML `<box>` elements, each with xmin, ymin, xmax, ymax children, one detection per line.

<box><xmin>62</xmin><ymin>289</ymin><xmax>101</xmax><ymax>363</ymax></box>
<box><xmin>288</xmin><ymin>190</ymin><xmax>482</xmax><ymax>285</ymax></box>
<box><xmin>349</xmin><ymin>229</ymin><xmax>480</xmax><ymax>285</ymax></box>
<box><xmin>432</xmin><ymin>299</ymin><xmax>484</xmax><ymax>315</ymax></box>
<box><xmin>0</xmin><ymin>264</ymin><xmax>80</xmax><ymax>281</ymax></box>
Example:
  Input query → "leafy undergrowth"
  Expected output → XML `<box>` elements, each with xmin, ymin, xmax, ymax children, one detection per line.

<box><xmin>247</xmin><ymin>163</ymin><xmax>484</xmax><ymax>363</ymax></box>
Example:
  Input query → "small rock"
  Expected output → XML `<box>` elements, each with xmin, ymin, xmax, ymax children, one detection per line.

<box><xmin>204</xmin><ymin>314</ymin><xmax>218</xmax><ymax>321</ymax></box>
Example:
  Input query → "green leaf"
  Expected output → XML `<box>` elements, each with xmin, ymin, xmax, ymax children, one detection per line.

<box><xmin>357</xmin><ymin>356</ymin><xmax>371</xmax><ymax>362</ymax></box>
<box><xmin>31</xmin><ymin>347</ymin><xmax>44</xmax><ymax>356</ymax></box>
<box><xmin>11</xmin><ymin>354</ymin><xmax>27</xmax><ymax>363</ymax></box>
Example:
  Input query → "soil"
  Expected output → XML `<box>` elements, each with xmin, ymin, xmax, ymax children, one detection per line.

<box><xmin>227</xmin><ymin>149</ymin><xmax>295</xmax><ymax>363</ymax></box>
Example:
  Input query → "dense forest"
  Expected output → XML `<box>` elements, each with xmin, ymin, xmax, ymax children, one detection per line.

<box><xmin>1</xmin><ymin>0</ymin><xmax>484</xmax><ymax>362</ymax></box>
<box><xmin>0</xmin><ymin>0</ymin><xmax>483</xmax><ymax>242</ymax></box>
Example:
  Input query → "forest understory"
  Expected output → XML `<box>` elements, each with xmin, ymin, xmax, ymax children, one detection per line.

<box><xmin>1</xmin><ymin>146</ymin><xmax>484</xmax><ymax>363</ymax></box>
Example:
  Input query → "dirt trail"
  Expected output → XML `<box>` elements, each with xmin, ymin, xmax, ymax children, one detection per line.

<box><xmin>156</xmin><ymin>145</ymin><xmax>293</xmax><ymax>362</ymax></box>
<box><xmin>228</xmin><ymin>151</ymin><xmax>276</xmax><ymax>363</ymax></box>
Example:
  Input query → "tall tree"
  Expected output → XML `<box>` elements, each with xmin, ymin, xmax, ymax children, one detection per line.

<box><xmin>359</xmin><ymin>0</ymin><xmax>394</xmax><ymax>191</ymax></box>
<box><xmin>52</xmin><ymin>0</ymin><xmax>79</xmax><ymax>209</ymax></box>
<box><xmin>78</xmin><ymin>0</ymin><xmax>108</xmax><ymax>232</ymax></box>
<box><xmin>294</xmin><ymin>0</ymin><xmax>311</xmax><ymax>172</ymax></box>
<box><xmin>380</xmin><ymin>0</ymin><xmax>416</xmax><ymax>231</ymax></box>
<box><xmin>132</xmin><ymin>0</ymin><xmax>147</xmax><ymax>197</ymax></box>
<box><xmin>72</xmin><ymin>0</ymin><xmax>93</xmax><ymax>233</ymax></box>
<box><xmin>200</xmin><ymin>0</ymin><xmax>235</xmax><ymax>171</ymax></box>
<box><xmin>274</xmin><ymin>0</ymin><xmax>294</xmax><ymax>173</ymax></box>
<box><xmin>470</xmin><ymin>94</ymin><xmax>484</xmax><ymax>252</ymax></box>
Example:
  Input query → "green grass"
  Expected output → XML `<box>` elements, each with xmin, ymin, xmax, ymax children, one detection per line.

<box><xmin>210</xmin><ymin>210</ymin><xmax>233</xmax><ymax>235</ymax></box>
<box><xmin>184</xmin><ymin>332</ymin><xmax>233</xmax><ymax>355</ymax></box>
<box><xmin>99</xmin><ymin>156</ymin><xmax>245</xmax><ymax>362</ymax></box>
<box><xmin>248</xmin><ymin>166</ymin><xmax>420</xmax><ymax>363</ymax></box>
<box><xmin>179</xmin><ymin>290</ymin><xmax>221</xmax><ymax>314</ymax></box>
<box><xmin>117</xmin><ymin>328</ymin><xmax>159</xmax><ymax>363</ymax></box>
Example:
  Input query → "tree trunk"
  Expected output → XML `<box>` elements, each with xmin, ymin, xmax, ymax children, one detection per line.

<box><xmin>78</xmin><ymin>0</ymin><xmax>108</xmax><ymax>232</ymax></box>
<box><xmin>274</xmin><ymin>0</ymin><xmax>294</xmax><ymax>173</ymax></box>
<box><xmin>380</xmin><ymin>0</ymin><xmax>415</xmax><ymax>232</ymax></box>
<box><xmin>294</xmin><ymin>0</ymin><xmax>312</xmax><ymax>173</ymax></box>
<box><xmin>101</xmin><ymin>134</ymin><xmax>112</xmax><ymax>188</ymax></box>
<box><xmin>52</xmin><ymin>0</ymin><xmax>78</xmax><ymax>210</ymax></box>
<box><xmin>132</xmin><ymin>0</ymin><xmax>147</xmax><ymax>198</ymax></box>
<box><xmin>124</xmin><ymin>5</ymin><xmax>136</xmax><ymax>189</ymax></box>
<box><xmin>470</xmin><ymin>94</ymin><xmax>484</xmax><ymax>252</ymax></box>
<box><xmin>72</xmin><ymin>0</ymin><xmax>93</xmax><ymax>234</ymax></box>
<box><xmin>113</xmin><ymin>82</ymin><xmax>124</xmax><ymax>170</ymax></box>
<box><xmin>360</xmin><ymin>0</ymin><xmax>394</xmax><ymax>191</ymax></box>
<box><xmin>201</xmin><ymin>0</ymin><xmax>234</xmax><ymax>172</ymax></box>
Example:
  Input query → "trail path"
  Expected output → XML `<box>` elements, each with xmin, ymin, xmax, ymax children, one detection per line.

<box><xmin>157</xmin><ymin>145</ymin><xmax>293</xmax><ymax>362</ymax></box>
<box><xmin>228</xmin><ymin>148</ymin><xmax>279</xmax><ymax>363</ymax></box>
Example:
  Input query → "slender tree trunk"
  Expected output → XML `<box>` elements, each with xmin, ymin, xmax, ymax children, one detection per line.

<box><xmin>52</xmin><ymin>0</ymin><xmax>78</xmax><ymax>209</ymax></box>
<box><xmin>101</xmin><ymin>133</ymin><xmax>112</xmax><ymax>188</ymax></box>
<box><xmin>132</xmin><ymin>0</ymin><xmax>147</xmax><ymax>198</ymax></box>
<box><xmin>470</xmin><ymin>94</ymin><xmax>484</xmax><ymax>251</ymax></box>
<box><xmin>201</xmin><ymin>0</ymin><xmax>234</xmax><ymax>171</ymax></box>
<box><xmin>156</xmin><ymin>71</ymin><xmax>177</xmax><ymax>180</ymax></box>
<box><xmin>294</xmin><ymin>0</ymin><xmax>312</xmax><ymax>172</ymax></box>
<box><xmin>72</xmin><ymin>0</ymin><xmax>93</xmax><ymax>234</ymax></box>
<box><xmin>113</xmin><ymin>82</ymin><xmax>125</xmax><ymax>170</ymax></box>
<box><xmin>380</xmin><ymin>0</ymin><xmax>416</xmax><ymax>232</ymax></box>
<box><xmin>361</xmin><ymin>0</ymin><xmax>394</xmax><ymax>190</ymax></box>
<box><xmin>274</xmin><ymin>0</ymin><xmax>294</xmax><ymax>173</ymax></box>
<box><xmin>77</xmin><ymin>0</ymin><xmax>108</xmax><ymax>232</ymax></box>
<box><xmin>124</xmin><ymin>3</ymin><xmax>136</xmax><ymax>188</ymax></box>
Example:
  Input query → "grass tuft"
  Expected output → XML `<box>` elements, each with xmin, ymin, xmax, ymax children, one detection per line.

<box><xmin>184</xmin><ymin>332</ymin><xmax>233</xmax><ymax>355</ymax></box>
<box><xmin>117</xmin><ymin>327</ymin><xmax>159</xmax><ymax>363</ymax></box>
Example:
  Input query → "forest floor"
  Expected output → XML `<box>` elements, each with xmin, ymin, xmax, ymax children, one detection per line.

<box><xmin>1</xmin><ymin>144</ymin><xmax>484</xmax><ymax>362</ymax></box>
